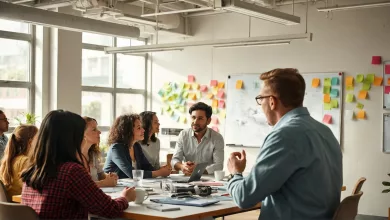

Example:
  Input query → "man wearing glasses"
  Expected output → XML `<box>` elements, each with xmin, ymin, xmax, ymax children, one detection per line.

<box><xmin>0</xmin><ymin>110</ymin><xmax>9</xmax><ymax>159</ymax></box>
<box><xmin>226</xmin><ymin>69</ymin><xmax>342</xmax><ymax>220</ymax></box>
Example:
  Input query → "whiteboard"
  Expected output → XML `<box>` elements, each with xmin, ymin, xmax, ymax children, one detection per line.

<box><xmin>382</xmin><ymin>113</ymin><xmax>390</xmax><ymax>153</ymax></box>
<box><xmin>383</xmin><ymin>61</ymin><xmax>390</xmax><ymax>109</ymax></box>
<box><xmin>224</xmin><ymin>72</ymin><xmax>343</xmax><ymax>147</ymax></box>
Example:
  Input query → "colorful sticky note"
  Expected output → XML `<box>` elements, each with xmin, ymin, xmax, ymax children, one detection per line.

<box><xmin>331</xmin><ymin>99</ymin><xmax>338</xmax><ymax>108</ymax></box>
<box><xmin>158</xmin><ymin>89</ymin><xmax>164</xmax><ymax>97</ymax></box>
<box><xmin>207</xmin><ymin>93</ymin><xmax>214</xmax><ymax>99</ymax></box>
<box><xmin>167</xmin><ymin>110</ymin><xmax>174</xmax><ymax>116</ymax></box>
<box><xmin>210</xmin><ymin>80</ymin><xmax>218</xmax><ymax>87</ymax></box>
<box><xmin>253</xmin><ymin>81</ymin><xmax>260</xmax><ymax>89</ymax></box>
<box><xmin>358</xmin><ymin>90</ymin><xmax>367</xmax><ymax>99</ymax></box>
<box><xmin>200</xmin><ymin>85</ymin><xmax>208</xmax><ymax>92</ymax></box>
<box><xmin>323</xmin><ymin>86</ymin><xmax>331</xmax><ymax>94</ymax></box>
<box><xmin>324</xmin><ymin>103</ymin><xmax>332</xmax><ymax>110</ymax></box>
<box><xmin>346</xmin><ymin>76</ymin><xmax>354</xmax><ymax>86</ymax></box>
<box><xmin>356</xmin><ymin>102</ymin><xmax>364</xmax><ymax>109</ymax></box>
<box><xmin>189</xmin><ymin>93</ymin><xmax>197</xmax><ymax>100</ymax></box>
<box><xmin>323</xmin><ymin>94</ymin><xmax>331</xmax><ymax>103</ymax></box>
<box><xmin>178</xmin><ymin>106</ymin><xmax>186</xmax><ymax>113</ymax></box>
<box><xmin>217</xmin><ymin>90</ymin><xmax>225</xmax><ymax>99</ymax></box>
<box><xmin>372</xmin><ymin>56</ymin><xmax>382</xmax><ymax>65</ymax></box>
<box><xmin>184</xmin><ymin>83</ymin><xmax>191</xmax><ymax>90</ymax></box>
<box><xmin>346</xmin><ymin>86</ymin><xmax>354</xmax><ymax>91</ymax></box>
<box><xmin>211</xmin><ymin>117</ymin><xmax>219</xmax><ymax>124</ymax></box>
<box><xmin>192</xmin><ymin>83</ymin><xmax>200</xmax><ymax>90</ymax></box>
<box><xmin>218</xmin><ymin>100</ymin><xmax>225</xmax><ymax>108</ymax></box>
<box><xmin>212</xmin><ymin>87</ymin><xmax>218</xmax><ymax>95</ymax></box>
<box><xmin>172</xmin><ymin>114</ymin><xmax>180</xmax><ymax>122</ymax></box>
<box><xmin>346</xmin><ymin>94</ymin><xmax>354</xmax><ymax>103</ymax></box>
<box><xmin>322</xmin><ymin>114</ymin><xmax>332</xmax><ymax>124</ymax></box>
<box><xmin>385</xmin><ymin>86</ymin><xmax>390</xmax><ymax>94</ymax></box>
<box><xmin>387</xmin><ymin>78</ymin><xmax>390</xmax><ymax>85</ymax></box>
<box><xmin>219</xmin><ymin>110</ymin><xmax>226</xmax><ymax>118</ymax></box>
<box><xmin>236</xmin><ymin>80</ymin><xmax>243</xmax><ymax>89</ymax></box>
<box><xmin>180</xmin><ymin>116</ymin><xmax>187</xmax><ymax>124</ymax></box>
<box><xmin>324</xmin><ymin>78</ymin><xmax>331</xmax><ymax>86</ymax></box>
<box><xmin>366</xmin><ymin>74</ymin><xmax>375</xmax><ymax>83</ymax></box>
<box><xmin>212</xmin><ymin>108</ymin><xmax>218</xmax><ymax>114</ymax></box>
<box><xmin>312</xmin><ymin>78</ymin><xmax>320</xmax><ymax>88</ymax></box>
<box><xmin>212</xmin><ymin>99</ymin><xmax>218</xmax><ymax>108</ymax></box>
<box><xmin>188</xmin><ymin>75</ymin><xmax>195</xmax><ymax>83</ymax></box>
<box><xmin>217</xmin><ymin>82</ymin><xmax>225</xmax><ymax>89</ymax></box>
<box><xmin>196</xmin><ymin>91</ymin><xmax>201</xmax><ymax>99</ymax></box>
<box><xmin>386</xmin><ymin>65</ymin><xmax>390</xmax><ymax>74</ymax></box>
<box><xmin>373</xmin><ymin>76</ymin><xmax>383</xmax><ymax>86</ymax></box>
<box><xmin>357</xmin><ymin>110</ymin><xmax>365</xmax><ymax>119</ymax></box>
<box><xmin>330</xmin><ymin>89</ymin><xmax>339</xmax><ymax>98</ymax></box>
<box><xmin>182</xmin><ymin>91</ymin><xmax>189</xmax><ymax>98</ymax></box>
<box><xmin>212</xmin><ymin>126</ymin><xmax>219</xmax><ymax>132</ymax></box>
<box><xmin>362</xmin><ymin>83</ymin><xmax>371</xmax><ymax>91</ymax></box>
<box><xmin>178</xmin><ymin>82</ymin><xmax>185</xmax><ymax>89</ymax></box>
<box><xmin>356</xmin><ymin>74</ymin><xmax>364</xmax><ymax>83</ymax></box>
<box><xmin>331</xmin><ymin>77</ymin><xmax>339</xmax><ymax>86</ymax></box>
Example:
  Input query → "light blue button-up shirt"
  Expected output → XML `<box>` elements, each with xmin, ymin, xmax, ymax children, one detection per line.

<box><xmin>228</xmin><ymin>107</ymin><xmax>342</xmax><ymax>220</ymax></box>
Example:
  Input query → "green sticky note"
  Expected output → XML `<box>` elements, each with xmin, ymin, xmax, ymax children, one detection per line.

<box><xmin>331</xmin><ymin>77</ymin><xmax>339</xmax><ymax>85</ymax></box>
<box><xmin>324</xmin><ymin>103</ymin><xmax>332</xmax><ymax>110</ymax></box>
<box><xmin>182</xmin><ymin>91</ymin><xmax>189</xmax><ymax>98</ymax></box>
<box><xmin>158</xmin><ymin>89</ymin><xmax>165</xmax><ymax>97</ymax></box>
<box><xmin>179</xmin><ymin>82</ymin><xmax>185</xmax><ymax>89</ymax></box>
<box><xmin>356</xmin><ymin>74</ymin><xmax>364</xmax><ymax>83</ymax></box>
<box><xmin>346</xmin><ymin>86</ymin><xmax>354</xmax><ymax>91</ymax></box>
<box><xmin>324</xmin><ymin>78</ymin><xmax>331</xmax><ymax>86</ymax></box>
<box><xmin>196</xmin><ymin>91</ymin><xmax>202</xmax><ymax>99</ymax></box>
<box><xmin>179</xmin><ymin>106</ymin><xmax>186</xmax><ymax>113</ymax></box>
<box><xmin>331</xmin><ymin>99</ymin><xmax>338</xmax><ymax>108</ymax></box>
<box><xmin>366</xmin><ymin>74</ymin><xmax>375</xmax><ymax>83</ymax></box>
<box><xmin>356</xmin><ymin>102</ymin><xmax>364</xmax><ymax>109</ymax></box>
<box><xmin>346</xmin><ymin>93</ymin><xmax>354</xmax><ymax>103</ymax></box>
<box><xmin>212</xmin><ymin>108</ymin><xmax>219</xmax><ymax>114</ymax></box>
<box><xmin>323</xmin><ymin>86</ymin><xmax>331</xmax><ymax>94</ymax></box>
<box><xmin>362</xmin><ymin>83</ymin><xmax>371</xmax><ymax>91</ymax></box>
<box><xmin>330</xmin><ymin>88</ymin><xmax>339</xmax><ymax>98</ymax></box>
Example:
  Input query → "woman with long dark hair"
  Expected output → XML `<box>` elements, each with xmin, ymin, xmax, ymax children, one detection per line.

<box><xmin>103</xmin><ymin>114</ymin><xmax>171</xmax><ymax>179</ymax></box>
<box><xmin>21</xmin><ymin>110</ymin><xmax>135</xmax><ymax>219</ymax></box>
<box><xmin>0</xmin><ymin>125</ymin><xmax>38</xmax><ymax>197</ymax></box>
<box><xmin>139</xmin><ymin>111</ymin><xmax>161</xmax><ymax>169</ymax></box>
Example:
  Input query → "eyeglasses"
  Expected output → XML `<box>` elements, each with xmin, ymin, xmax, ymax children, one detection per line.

<box><xmin>255</xmin><ymin>95</ymin><xmax>272</xmax><ymax>105</ymax></box>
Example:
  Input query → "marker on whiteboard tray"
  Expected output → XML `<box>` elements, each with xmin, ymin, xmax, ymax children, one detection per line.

<box><xmin>226</xmin><ymin>144</ymin><xmax>243</xmax><ymax>147</ymax></box>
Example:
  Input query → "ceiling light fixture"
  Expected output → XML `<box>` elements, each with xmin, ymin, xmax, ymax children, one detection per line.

<box><xmin>213</xmin><ymin>41</ymin><xmax>291</xmax><ymax>49</ymax></box>
<box><xmin>317</xmin><ymin>1</ymin><xmax>390</xmax><ymax>12</ymax></box>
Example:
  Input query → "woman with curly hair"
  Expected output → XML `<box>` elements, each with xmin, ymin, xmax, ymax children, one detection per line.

<box><xmin>139</xmin><ymin>111</ymin><xmax>161</xmax><ymax>169</ymax></box>
<box><xmin>103</xmin><ymin>114</ymin><xmax>171</xmax><ymax>179</ymax></box>
<box><xmin>81</xmin><ymin>117</ymin><xmax>117</xmax><ymax>187</ymax></box>
<box><xmin>0</xmin><ymin>125</ymin><xmax>38</xmax><ymax>197</ymax></box>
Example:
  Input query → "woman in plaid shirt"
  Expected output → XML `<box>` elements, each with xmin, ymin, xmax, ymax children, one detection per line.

<box><xmin>21</xmin><ymin>110</ymin><xmax>136</xmax><ymax>219</ymax></box>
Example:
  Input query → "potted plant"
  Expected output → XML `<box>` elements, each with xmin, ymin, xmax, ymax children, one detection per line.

<box><xmin>382</xmin><ymin>175</ymin><xmax>390</xmax><ymax>220</ymax></box>
<box><xmin>15</xmin><ymin>112</ymin><xmax>39</xmax><ymax>125</ymax></box>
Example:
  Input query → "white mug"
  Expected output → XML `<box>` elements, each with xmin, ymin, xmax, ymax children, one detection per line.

<box><xmin>214</xmin><ymin>170</ymin><xmax>225</xmax><ymax>181</ymax></box>
<box><xmin>134</xmin><ymin>188</ymin><xmax>149</xmax><ymax>204</ymax></box>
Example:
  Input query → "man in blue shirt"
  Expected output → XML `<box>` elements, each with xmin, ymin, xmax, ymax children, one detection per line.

<box><xmin>0</xmin><ymin>110</ymin><xmax>9</xmax><ymax>159</ymax></box>
<box><xmin>227</xmin><ymin>68</ymin><xmax>342</xmax><ymax>220</ymax></box>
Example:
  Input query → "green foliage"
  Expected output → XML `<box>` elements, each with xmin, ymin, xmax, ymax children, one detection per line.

<box><xmin>15</xmin><ymin>112</ymin><xmax>39</xmax><ymax>125</ymax></box>
<box><xmin>382</xmin><ymin>173</ymin><xmax>390</xmax><ymax>193</ymax></box>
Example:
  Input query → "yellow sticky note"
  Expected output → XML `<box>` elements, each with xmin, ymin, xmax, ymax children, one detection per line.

<box><xmin>178</xmin><ymin>106</ymin><xmax>186</xmax><ymax>113</ymax></box>
<box><xmin>358</xmin><ymin>90</ymin><xmax>367</xmax><ymax>100</ymax></box>
<box><xmin>346</xmin><ymin>85</ymin><xmax>354</xmax><ymax>91</ymax></box>
<box><xmin>331</xmin><ymin>99</ymin><xmax>338</xmax><ymax>108</ymax></box>
<box><xmin>236</xmin><ymin>80</ymin><xmax>243</xmax><ymax>89</ymax></box>
<box><xmin>346</xmin><ymin>94</ymin><xmax>354</xmax><ymax>103</ymax></box>
<box><xmin>219</xmin><ymin>110</ymin><xmax>226</xmax><ymax>119</ymax></box>
<box><xmin>312</xmin><ymin>78</ymin><xmax>320</xmax><ymax>88</ymax></box>
<box><xmin>192</xmin><ymin>83</ymin><xmax>200</xmax><ymax>90</ymax></box>
<box><xmin>207</xmin><ymin>93</ymin><xmax>214</xmax><ymax>99</ymax></box>
<box><xmin>212</xmin><ymin>88</ymin><xmax>218</xmax><ymax>95</ymax></box>
<box><xmin>182</xmin><ymin>91</ymin><xmax>189</xmax><ymax>98</ymax></box>
<box><xmin>374</xmin><ymin>76</ymin><xmax>383</xmax><ymax>86</ymax></box>
<box><xmin>212</xmin><ymin>99</ymin><xmax>218</xmax><ymax>108</ymax></box>
<box><xmin>217</xmin><ymin>82</ymin><xmax>225</xmax><ymax>89</ymax></box>
<box><xmin>180</xmin><ymin>116</ymin><xmax>187</xmax><ymax>124</ymax></box>
<box><xmin>323</xmin><ymin>94</ymin><xmax>331</xmax><ymax>103</ymax></box>
<box><xmin>357</xmin><ymin>110</ymin><xmax>365</xmax><ymax>119</ymax></box>
<box><xmin>184</xmin><ymin>83</ymin><xmax>191</xmax><ymax>90</ymax></box>
<box><xmin>324</xmin><ymin>103</ymin><xmax>332</xmax><ymax>110</ymax></box>
<box><xmin>189</xmin><ymin>93</ymin><xmax>197</xmax><ymax>100</ymax></box>
<box><xmin>167</xmin><ymin>110</ymin><xmax>174</xmax><ymax>116</ymax></box>
<box><xmin>346</xmin><ymin>76</ymin><xmax>354</xmax><ymax>86</ymax></box>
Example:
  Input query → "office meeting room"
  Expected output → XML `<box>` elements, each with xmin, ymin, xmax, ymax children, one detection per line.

<box><xmin>0</xmin><ymin>0</ymin><xmax>390</xmax><ymax>219</ymax></box>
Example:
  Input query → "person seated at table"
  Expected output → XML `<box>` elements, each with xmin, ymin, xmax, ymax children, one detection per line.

<box><xmin>171</xmin><ymin>102</ymin><xmax>224</xmax><ymax>175</ymax></box>
<box><xmin>0</xmin><ymin>125</ymin><xmax>38</xmax><ymax>198</ymax></box>
<box><xmin>103</xmin><ymin>114</ymin><xmax>171</xmax><ymax>179</ymax></box>
<box><xmin>21</xmin><ymin>110</ymin><xmax>136</xmax><ymax>219</ymax></box>
<box><xmin>139</xmin><ymin>111</ymin><xmax>161</xmax><ymax>169</ymax></box>
<box><xmin>81</xmin><ymin>116</ymin><xmax>118</xmax><ymax>187</ymax></box>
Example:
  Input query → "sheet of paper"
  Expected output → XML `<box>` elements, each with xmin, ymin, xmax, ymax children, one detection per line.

<box><xmin>312</xmin><ymin>78</ymin><xmax>320</xmax><ymax>88</ymax></box>
<box><xmin>362</xmin><ymin>83</ymin><xmax>371</xmax><ymax>91</ymax></box>
<box><xmin>323</xmin><ymin>86</ymin><xmax>331</xmax><ymax>94</ymax></box>
<box><xmin>356</xmin><ymin>102</ymin><xmax>364</xmax><ymax>109</ymax></box>
<box><xmin>345</xmin><ymin>110</ymin><xmax>354</xmax><ymax>120</ymax></box>
<box><xmin>366</xmin><ymin>74</ymin><xmax>375</xmax><ymax>83</ymax></box>
<box><xmin>386</xmin><ymin>65</ymin><xmax>390</xmax><ymax>74</ymax></box>
<box><xmin>330</xmin><ymin>88</ymin><xmax>339</xmax><ymax>98</ymax></box>
<box><xmin>323</xmin><ymin>94</ymin><xmax>331</xmax><ymax>103</ymax></box>
<box><xmin>346</xmin><ymin>76</ymin><xmax>354</xmax><ymax>86</ymax></box>
<box><xmin>324</xmin><ymin>103</ymin><xmax>332</xmax><ymax>110</ymax></box>
<box><xmin>358</xmin><ymin>91</ymin><xmax>367</xmax><ymax>99</ymax></box>
<box><xmin>357</xmin><ymin>110</ymin><xmax>365</xmax><ymax>119</ymax></box>
<box><xmin>356</xmin><ymin>74</ymin><xmax>364</xmax><ymax>83</ymax></box>
<box><xmin>322</xmin><ymin>114</ymin><xmax>332</xmax><ymax>124</ymax></box>
<box><xmin>236</xmin><ymin>80</ymin><xmax>243</xmax><ymax>89</ymax></box>
<box><xmin>324</xmin><ymin>78</ymin><xmax>331</xmax><ymax>86</ymax></box>
<box><xmin>188</xmin><ymin>75</ymin><xmax>195</xmax><ymax>83</ymax></box>
<box><xmin>331</xmin><ymin>77</ymin><xmax>339</xmax><ymax>86</ymax></box>
<box><xmin>200</xmin><ymin>85</ymin><xmax>208</xmax><ymax>92</ymax></box>
<box><xmin>331</xmin><ymin>99</ymin><xmax>338</xmax><ymax>108</ymax></box>
<box><xmin>217</xmin><ymin>90</ymin><xmax>225</xmax><ymax>99</ymax></box>
<box><xmin>210</xmin><ymin>80</ymin><xmax>218</xmax><ymax>87</ymax></box>
<box><xmin>373</xmin><ymin>76</ymin><xmax>383</xmax><ymax>86</ymax></box>
<box><xmin>212</xmin><ymin>99</ymin><xmax>218</xmax><ymax>108</ymax></box>
<box><xmin>217</xmin><ymin>82</ymin><xmax>225</xmax><ymax>89</ymax></box>
<box><xmin>218</xmin><ymin>100</ymin><xmax>225</xmax><ymax>108</ymax></box>
<box><xmin>346</xmin><ymin>94</ymin><xmax>354</xmax><ymax>103</ymax></box>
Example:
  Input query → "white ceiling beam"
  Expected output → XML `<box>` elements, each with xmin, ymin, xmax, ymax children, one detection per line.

<box><xmin>317</xmin><ymin>1</ymin><xmax>390</xmax><ymax>12</ymax></box>
<box><xmin>0</xmin><ymin>2</ymin><xmax>140</xmax><ymax>38</ymax></box>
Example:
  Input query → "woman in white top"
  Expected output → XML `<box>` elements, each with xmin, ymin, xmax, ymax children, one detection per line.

<box><xmin>81</xmin><ymin>116</ymin><xmax>118</xmax><ymax>187</ymax></box>
<box><xmin>139</xmin><ymin>111</ymin><xmax>161</xmax><ymax>169</ymax></box>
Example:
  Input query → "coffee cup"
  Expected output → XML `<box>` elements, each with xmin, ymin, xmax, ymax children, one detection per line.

<box><xmin>134</xmin><ymin>188</ymin><xmax>149</xmax><ymax>204</ymax></box>
<box><xmin>214</xmin><ymin>170</ymin><xmax>225</xmax><ymax>181</ymax></box>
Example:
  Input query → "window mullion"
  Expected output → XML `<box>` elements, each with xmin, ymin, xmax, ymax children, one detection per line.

<box><xmin>112</xmin><ymin>37</ymin><xmax>117</xmax><ymax>121</ymax></box>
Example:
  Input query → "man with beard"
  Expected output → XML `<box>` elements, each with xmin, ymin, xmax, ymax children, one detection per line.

<box><xmin>171</xmin><ymin>102</ymin><xmax>224</xmax><ymax>175</ymax></box>
<box><xmin>0</xmin><ymin>110</ymin><xmax>10</xmax><ymax>159</ymax></box>
<box><xmin>226</xmin><ymin>68</ymin><xmax>342</xmax><ymax>220</ymax></box>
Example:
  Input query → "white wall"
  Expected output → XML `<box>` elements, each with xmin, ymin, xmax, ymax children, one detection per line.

<box><xmin>151</xmin><ymin>1</ymin><xmax>390</xmax><ymax>217</ymax></box>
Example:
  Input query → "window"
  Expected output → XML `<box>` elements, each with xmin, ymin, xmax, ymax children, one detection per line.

<box><xmin>81</xmin><ymin>34</ymin><xmax>147</xmax><ymax>148</ymax></box>
<box><xmin>0</xmin><ymin>19</ymin><xmax>33</xmax><ymax>129</ymax></box>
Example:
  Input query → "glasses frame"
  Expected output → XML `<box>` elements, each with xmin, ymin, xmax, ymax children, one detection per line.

<box><xmin>255</xmin><ymin>95</ymin><xmax>273</xmax><ymax>105</ymax></box>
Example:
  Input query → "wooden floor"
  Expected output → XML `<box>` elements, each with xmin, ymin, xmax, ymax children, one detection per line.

<box><xmin>216</xmin><ymin>210</ymin><xmax>260</xmax><ymax>220</ymax></box>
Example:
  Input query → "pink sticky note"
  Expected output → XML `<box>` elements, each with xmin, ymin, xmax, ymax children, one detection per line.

<box><xmin>385</xmin><ymin>86</ymin><xmax>390</xmax><ymax>94</ymax></box>
<box><xmin>188</xmin><ymin>75</ymin><xmax>195</xmax><ymax>83</ymax></box>
<box><xmin>210</xmin><ymin>80</ymin><xmax>218</xmax><ymax>87</ymax></box>
<box><xmin>212</xmin><ymin>126</ymin><xmax>219</xmax><ymax>132</ymax></box>
<box><xmin>218</xmin><ymin>100</ymin><xmax>225</xmax><ymax>108</ymax></box>
<box><xmin>200</xmin><ymin>85</ymin><xmax>208</xmax><ymax>92</ymax></box>
<box><xmin>217</xmin><ymin>90</ymin><xmax>225</xmax><ymax>99</ymax></box>
<box><xmin>322</xmin><ymin>114</ymin><xmax>332</xmax><ymax>124</ymax></box>
<box><xmin>211</xmin><ymin>117</ymin><xmax>219</xmax><ymax>124</ymax></box>
<box><xmin>386</xmin><ymin>65</ymin><xmax>390</xmax><ymax>74</ymax></box>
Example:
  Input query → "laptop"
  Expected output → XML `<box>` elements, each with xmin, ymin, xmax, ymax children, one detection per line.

<box><xmin>170</xmin><ymin>163</ymin><xmax>208</xmax><ymax>183</ymax></box>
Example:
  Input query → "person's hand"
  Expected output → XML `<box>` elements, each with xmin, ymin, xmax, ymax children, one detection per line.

<box><xmin>227</xmin><ymin>150</ymin><xmax>246</xmax><ymax>174</ymax></box>
<box><xmin>181</xmin><ymin>161</ymin><xmax>195</xmax><ymax>175</ymax></box>
<box><xmin>102</xmin><ymin>173</ymin><xmax>118</xmax><ymax>187</ymax></box>
<box><xmin>110</xmin><ymin>172</ymin><xmax>119</xmax><ymax>180</ymax></box>
<box><xmin>121</xmin><ymin>187</ymin><xmax>136</xmax><ymax>202</ymax></box>
<box><xmin>158</xmin><ymin>165</ymin><xmax>171</xmax><ymax>177</ymax></box>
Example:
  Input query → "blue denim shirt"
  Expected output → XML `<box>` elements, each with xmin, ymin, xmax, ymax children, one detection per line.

<box><xmin>228</xmin><ymin>107</ymin><xmax>342</xmax><ymax>220</ymax></box>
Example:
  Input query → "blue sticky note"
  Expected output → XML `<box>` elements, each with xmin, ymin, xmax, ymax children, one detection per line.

<box><xmin>330</xmin><ymin>88</ymin><xmax>339</xmax><ymax>98</ymax></box>
<box><xmin>331</xmin><ymin>77</ymin><xmax>339</xmax><ymax>86</ymax></box>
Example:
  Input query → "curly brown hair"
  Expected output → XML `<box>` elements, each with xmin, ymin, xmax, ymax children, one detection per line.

<box><xmin>82</xmin><ymin>117</ymin><xmax>101</xmax><ymax>164</ymax></box>
<box><xmin>107</xmin><ymin>114</ymin><xmax>140</xmax><ymax>148</ymax></box>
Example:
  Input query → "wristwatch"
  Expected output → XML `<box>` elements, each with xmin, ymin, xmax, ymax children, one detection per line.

<box><xmin>227</xmin><ymin>172</ymin><xmax>243</xmax><ymax>181</ymax></box>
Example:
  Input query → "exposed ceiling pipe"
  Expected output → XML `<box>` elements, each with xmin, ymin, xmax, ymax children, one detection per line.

<box><xmin>317</xmin><ymin>0</ymin><xmax>390</xmax><ymax>12</ymax></box>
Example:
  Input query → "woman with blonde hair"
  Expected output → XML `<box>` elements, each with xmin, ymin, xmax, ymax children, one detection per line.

<box><xmin>0</xmin><ymin>125</ymin><xmax>38</xmax><ymax>197</ymax></box>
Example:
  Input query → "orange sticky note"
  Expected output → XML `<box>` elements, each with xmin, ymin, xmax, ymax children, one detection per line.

<box><xmin>323</xmin><ymin>94</ymin><xmax>331</xmax><ymax>103</ymax></box>
<box><xmin>346</xmin><ymin>76</ymin><xmax>354</xmax><ymax>86</ymax></box>
<box><xmin>322</xmin><ymin>114</ymin><xmax>332</xmax><ymax>124</ymax></box>
<box><xmin>358</xmin><ymin>90</ymin><xmax>367</xmax><ymax>100</ymax></box>
<box><xmin>236</xmin><ymin>80</ymin><xmax>243</xmax><ymax>89</ymax></box>
<box><xmin>218</xmin><ymin>100</ymin><xmax>225</xmax><ymax>108</ymax></box>
<box><xmin>387</xmin><ymin>78</ymin><xmax>390</xmax><ymax>85</ymax></box>
<box><xmin>217</xmin><ymin>90</ymin><xmax>225</xmax><ymax>99</ymax></box>
<box><xmin>192</xmin><ymin>83</ymin><xmax>200</xmax><ymax>90</ymax></box>
<box><xmin>373</xmin><ymin>76</ymin><xmax>383</xmax><ymax>86</ymax></box>
<box><xmin>207</xmin><ymin>93</ymin><xmax>214</xmax><ymax>99</ymax></box>
<box><xmin>210</xmin><ymin>80</ymin><xmax>218</xmax><ymax>87</ymax></box>
<box><xmin>212</xmin><ymin>99</ymin><xmax>218</xmax><ymax>108</ymax></box>
<box><xmin>188</xmin><ymin>75</ymin><xmax>195</xmax><ymax>83</ymax></box>
<box><xmin>312</xmin><ymin>78</ymin><xmax>320</xmax><ymax>88</ymax></box>
<box><xmin>200</xmin><ymin>85</ymin><xmax>208</xmax><ymax>92</ymax></box>
<box><xmin>357</xmin><ymin>110</ymin><xmax>365</xmax><ymax>119</ymax></box>
<box><xmin>189</xmin><ymin>93</ymin><xmax>197</xmax><ymax>100</ymax></box>
<box><xmin>211</xmin><ymin>117</ymin><xmax>219</xmax><ymax>124</ymax></box>
<box><xmin>217</xmin><ymin>82</ymin><xmax>225</xmax><ymax>89</ymax></box>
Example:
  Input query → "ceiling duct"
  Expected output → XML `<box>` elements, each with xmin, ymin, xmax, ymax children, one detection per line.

<box><xmin>222</xmin><ymin>0</ymin><xmax>300</xmax><ymax>25</ymax></box>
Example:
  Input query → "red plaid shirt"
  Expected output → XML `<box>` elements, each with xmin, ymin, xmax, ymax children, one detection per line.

<box><xmin>22</xmin><ymin>162</ymin><xmax>128</xmax><ymax>219</ymax></box>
